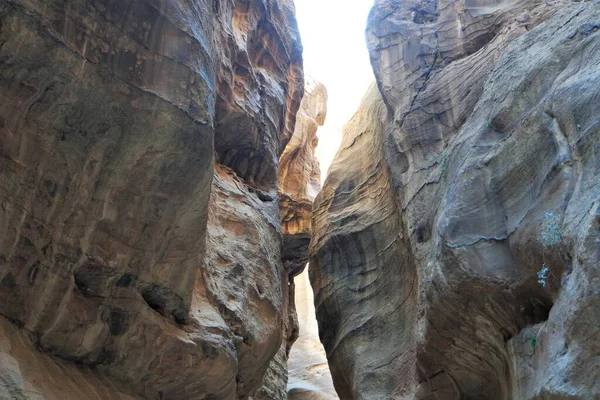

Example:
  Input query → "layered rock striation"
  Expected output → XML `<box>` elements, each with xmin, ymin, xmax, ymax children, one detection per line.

<box><xmin>311</xmin><ymin>1</ymin><xmax>600</xmax><ymax>399</ymax></box>
<box><xmin>279</xmin><ymin>79</ymin><xmax>327</xmax><ymax>278</ymax></box>
<box><xmin>0</xmin><ymin>0</ymin><xmax>306</xmax><ymax>398</ymax></box>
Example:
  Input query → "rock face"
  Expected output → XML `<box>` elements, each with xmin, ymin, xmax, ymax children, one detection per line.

<box><xmin>310</xmin><ymin>1</ymin><xmax>600</xmax><ymax>399</ymax></box>
<box><xmin>0</xmin><ymin>0</ymin><xmax>305</xmax><ymax>398</ymax></box>
<box><xmin>279</xmin><ymin>79</ymin><xmax>327</xmax><ymax>278</ymax></box>
<box><xmin>311</xmin><ymin>84</ymin><xmax>411</xmax><ymax>399</ymax></box>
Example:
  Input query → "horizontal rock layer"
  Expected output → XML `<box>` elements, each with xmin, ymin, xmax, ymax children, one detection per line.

<box><xmin>0</xmin><ymin>0</ymin><xmax>304</xmax><ymax>398</ymax></box>
<box><xmin>311</xmin><ymin>1</ymin><xmax>599</xmax><ymax>399</ymax></box>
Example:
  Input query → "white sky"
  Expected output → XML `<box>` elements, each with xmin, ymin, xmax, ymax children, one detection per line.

<box><xmin>294</xmin><ymin>0</ymin><xmax>375</xmax><ymax>181</ymax></box>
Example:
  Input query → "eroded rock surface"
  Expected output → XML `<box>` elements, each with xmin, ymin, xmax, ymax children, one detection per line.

<box><xmin>311</xmin><ymin>1</ymin><xmax>600</xmax><ymax>399</ymax></box>
<box><xmin>279</xmin><ymin>79</ymin><xmax>328</xmax><ymax>278</ymax></box>
<box><xmin>311</xmin><ymin>84</ymin><xmax>416</xmax><ymax>399</ymax></box>
<box><xmin>0</xmin><ymin>0</ymin><xmax>304</xmax><ymax>398</ymax></box>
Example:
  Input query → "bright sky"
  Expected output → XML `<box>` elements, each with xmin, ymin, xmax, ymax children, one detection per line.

<box><xmin>294</xmin><ymin>0</ymin><xmax>375</xmax><ymax>181</ymax></box>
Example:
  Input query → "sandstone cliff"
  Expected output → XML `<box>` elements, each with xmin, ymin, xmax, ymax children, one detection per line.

<box><xmin>279</xmin><ymin>79</ymin><xmax>330</xmax><ymax>400</ymax></box>
<box><xmin>0</xmin><ymin>0</ymin><xmax>305</xmax><ymax>398</ymax></box>
<box><xmin>310</xmin><ymin>1</ymin><xmax>600</xmax><ymax>399</ymax></box>
<box><xmin>279</xmin><ymin>79</ymin><xmax>336</xmax><ymax>400</ymax></box>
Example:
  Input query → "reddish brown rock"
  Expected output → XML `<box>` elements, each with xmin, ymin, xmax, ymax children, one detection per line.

<box><xmin>0</xmin><ymin>0</ymin><xmax>303</xmax><ymax>398</ymax></box>
<box><xmin>311</xmin><ymin>1</ymin><xmax>600</xmax><ymax>399</ymax></box>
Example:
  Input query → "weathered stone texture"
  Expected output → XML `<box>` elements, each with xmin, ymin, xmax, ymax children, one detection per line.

<box><xmin>311</xmin><ymin>1</ymin><xmax>600</xmax><ymax>399</ymax></box>
<box><xmin>310</xmin><ymin>84</ymin><xmax>418</xmax><ymax>399</ymax></box>
<box><xmin>0</xmin><ymin>0</ymin><xmax>303</xmax><ymax>398</ymax></box>
<box><xmin>279</xmin><ymin>79</ymin><xmax>327</xmax><ymax>277</ymax></box>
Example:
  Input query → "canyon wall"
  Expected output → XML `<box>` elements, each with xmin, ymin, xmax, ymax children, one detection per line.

<box><xmin>0</xmin><ymin>0</ymin><xmax>307</xmax><ymax>399</ymax></box>
<box><xmin>310</xmin><ymin>0</ymin><xmax>600</xmax><ymax>399</ymax></box>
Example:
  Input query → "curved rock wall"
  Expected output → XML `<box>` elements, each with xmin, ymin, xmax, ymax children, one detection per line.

<box><xmin>310</xmin><ymin>84</ymin><xmax>418</xmax><ymax>399</ymax></box>
<box><xmin>311</xmin><ymin>1</ymin><xmax>599</xmax><ymax>399</ymax></box>
<box><xmin>0</xmin><ymin>0</ymin><xmax>304</xmax><ymax>398</ymax></box>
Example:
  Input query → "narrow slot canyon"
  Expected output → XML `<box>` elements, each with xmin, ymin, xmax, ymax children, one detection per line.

<box><xmin>0</xmin><ymin>0</ymin><xmax>598</xmax><ymax>399</ymax></box>
<box><xmin>287</xmin><ymin>269</ymin><xmax>338</xmax><ymax>399</ymax></box>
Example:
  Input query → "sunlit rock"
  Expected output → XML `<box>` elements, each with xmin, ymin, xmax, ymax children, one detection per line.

<box><xmin>253</xmin><ymin>78</ymin><xmax>329</xmax><ymax>400</ymax></box>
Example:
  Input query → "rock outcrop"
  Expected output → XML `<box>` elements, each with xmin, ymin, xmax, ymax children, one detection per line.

<box><xmin>311</xmin><ymin>83</ymin><xmax>411</xmax><ymax>399</ymax></box>
<box><xmin>279</xmin><ymin>79</ymin><xmax>327</xmax><ymax>278</ymax></box>
<box><xmin>310</xmin><ymin>1</ymin><xmax>600</xmax><ymax>399</ymax></box>
<box><xmin>0</xmin><ymin>0</ymin><xmax>305</xmax><ymax>398</ymax></box>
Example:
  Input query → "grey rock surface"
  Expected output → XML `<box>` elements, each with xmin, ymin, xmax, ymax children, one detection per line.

<box><xmin>310</xmin><ymin>1</ymin><xmax>600</xmax><ymax>399</ymax></box>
